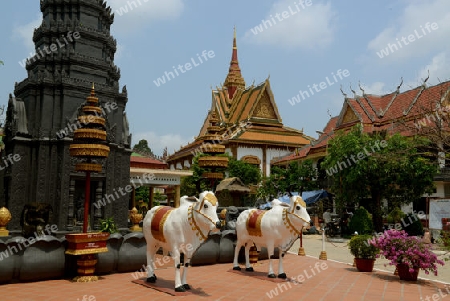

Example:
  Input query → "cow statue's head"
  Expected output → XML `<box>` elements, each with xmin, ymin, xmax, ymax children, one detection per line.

<box><xmin>192</xmin><ymin>191</ymin><xmax>221</xmax><ymax>232</ymax></box>
<box><xmin>289</xmin><ymin>195</ymin><xmax>311</xmax><ymax>229</ymax></box>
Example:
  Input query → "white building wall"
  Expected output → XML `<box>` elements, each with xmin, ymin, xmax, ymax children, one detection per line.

<box><xmin>183</xmin><ymin>160</ymin><xmax>191</xmax><ymax>168</ymax></box>
<box><xmin>237</xmin><ymin>146</ymin><xmax>263</xmax><ymax>174</ymax></box>
<box><xmin>427</xmin><ymin>181</ymin><xmax>446</xmax><ymax>198</ymax></box>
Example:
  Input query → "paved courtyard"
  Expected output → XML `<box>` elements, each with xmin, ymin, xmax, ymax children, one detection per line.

<box><xmin>1</xmin><ymin>234</ymin><xmax>449</xmax><ymax>301</ymax></box>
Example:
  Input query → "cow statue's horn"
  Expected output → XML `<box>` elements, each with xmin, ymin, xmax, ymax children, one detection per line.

<box><xmin>185</xmin><ymin>196</ymin><xmax>198</xmax><ymax>202</ymax></box>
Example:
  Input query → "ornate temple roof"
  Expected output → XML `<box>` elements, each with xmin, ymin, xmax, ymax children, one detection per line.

<box><xmin>335</xmin><ymin>80</ymin><xmax>450</xmax><ymax>134</ymax></box>
<box><xmin>273</xmin><ymin>79</ymin><xmax>450</xmax><ymax>165</ymax></box>
<box><xmin>168</xmin><ymin>30</ymin><xmax>312</xmax><ymax>163</ymax></box>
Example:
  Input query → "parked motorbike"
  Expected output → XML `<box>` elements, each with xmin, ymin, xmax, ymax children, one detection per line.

<box><xmin>325</xmin><ymin>217</ymin><xmax>341</xmax><ymax>237</ymax></box>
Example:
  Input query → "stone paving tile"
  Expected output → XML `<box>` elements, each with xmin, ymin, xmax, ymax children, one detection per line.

<box><xmin>1</xmin><ymin>253</ymin><xmax>449</xmax><ymax>301</ymax></box>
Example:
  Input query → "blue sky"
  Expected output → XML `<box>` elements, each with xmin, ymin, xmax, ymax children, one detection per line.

<box><xmin>1</xmin><ymin>0</ymin><xmax>449</xmax><ymax>156</ymax></box>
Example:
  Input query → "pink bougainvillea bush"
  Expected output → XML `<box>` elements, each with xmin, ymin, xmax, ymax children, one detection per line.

<box><xmin>369</xmin><ymin>229</ymin><xmax>445</xmax><ymax>275</ymax></box>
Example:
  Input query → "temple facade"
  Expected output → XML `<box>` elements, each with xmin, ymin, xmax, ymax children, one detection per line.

<box><xmin>1</xmin><ymin>0</ymin><xmax>132</xmax><ymax>231</ymax></box>
<box><xmin>167</xmin><ymin>31</ymin><xmax>312</xmax><ymax>176</ymax></box>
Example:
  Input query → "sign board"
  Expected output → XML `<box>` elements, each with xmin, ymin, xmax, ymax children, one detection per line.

<box><xmin>429</xmin><ymin>199</ymin><xmax>450</xmax><ymax>229</ymax></box>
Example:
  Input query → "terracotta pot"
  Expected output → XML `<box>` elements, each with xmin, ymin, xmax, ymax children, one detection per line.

<box><xmin>397</xmin><ymin>263</ymin><xmax>419</xmax><ymax>281</ymax></box>
<box><xmin>354</xmin><ymin>258</ymin><xmax>375</xmax><ymax>272</ymax></box>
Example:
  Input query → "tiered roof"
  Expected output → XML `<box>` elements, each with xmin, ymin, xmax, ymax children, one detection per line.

<box><xmin>168</xmin><ymin>31</ymin><xmax>312</xmax><ymax>162</ymax></box>
<box><xmin>273</xmin><ymin>80</ymin><xmax>450</xmax><ymax>165</ymax></box>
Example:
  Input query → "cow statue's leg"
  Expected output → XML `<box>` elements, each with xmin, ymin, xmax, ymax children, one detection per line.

<box><xmin>244</xmin><ymin>242</ymin><xmax>254</xmax><ymax>272</ymax></box>
<box><xmin>172</xmin><ymin>248</ymin><xmax>186</xmax><ymax>292</ymax></box>
<box><xmin>145</xmin><ymin>242</ymin><xmax>159</xmax><ymax>283</ymax></box>
<box><xmin>266</xmin><ymin>241</ymin><xmax>276</xmax><ymax>278</ymax></box>
<box><xmin>232</xmin><ymin>239</ymin><xmax>245</xmax><ymax>271</ymax></box>
<box><xmin>277</xmin><ymin>251</ymin><xmax>287</xmax><ymax>279</ymax></box>
<box><xmin>181</xmin><ymin>254</ymin><xmax>191</xmax><ymax>290</ymax></box>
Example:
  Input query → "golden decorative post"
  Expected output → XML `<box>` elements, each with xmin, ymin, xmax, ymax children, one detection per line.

<box><xmin>319</xmin><ymin>228</ymin><xmax>327</xmax><ymax>260</ymax></box>
<box><xmin>0</xmin><ymin>207</ymin><xmax>12</xmax><ymax>236</ymax></box>
<box><xmin>66</xmin><ymin>83</ymin><xmax>110</xmax><ymax>282</ymax></box>
<box><xmin>298</xmin><ymin>232</ymin><xmax>306</xmax><ymax>256</ymax></box>
<box><xmin>129</xmin><ymin>207</ymin><xmax>143</xmax><ymax>231</ymax></box>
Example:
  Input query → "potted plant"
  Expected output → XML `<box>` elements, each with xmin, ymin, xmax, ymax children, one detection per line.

<box><xmin>100</xmin><ymin>217</ymin><xmax>117</xmax><ymax>234</ymax></box>
<box><xmin>369</xmin><ymin>229</ymin><xmax>445</xmax><ymax>281</ymax></box>
<box><xmin>348</xmin><ymin>234</ymin><xmax>379</xmax><ymax>272</ymax></box>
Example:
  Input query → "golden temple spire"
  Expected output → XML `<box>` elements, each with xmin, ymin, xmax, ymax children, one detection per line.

<box><xmin>224</xmin><ymin>27</ymin><xmax>245</xmax><ymax>100</ymax></box>
<box><xmin>233</xmin><ymin>26</ymin><xmax>237</xmax><ymax>49</ymax></box>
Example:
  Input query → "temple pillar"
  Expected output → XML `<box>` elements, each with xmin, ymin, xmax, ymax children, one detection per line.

<box><xmin>174</xmin><ymin>185</ymin><xmax>180</xmax><ymax>208</ymax></box>
<box><xmin>148</xmin><ymin>186</ymin><xmax>154</xmax><ymax>209</ymax></box>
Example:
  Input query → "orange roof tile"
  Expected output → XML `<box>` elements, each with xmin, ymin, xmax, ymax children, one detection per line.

<box><xmin>235</xmin><ymin>131</ymin><xmax>310</xmax><ymax>145</ymax></box>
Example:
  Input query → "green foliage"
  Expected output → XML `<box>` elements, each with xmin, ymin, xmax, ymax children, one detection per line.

<box><xmin>348</xmin><ymin>234</ymin><xmax>379</xmax><ymax>259</ymax></box>
<box><xmin>257</xmin><ymin>160</ymin><xmax>318</xmax><ymax>200</ymax></box>
<box><xmin>180</xmin><ymin>153</ymin><xmax>209</xmax><ymax>195</ymax></box>
<box><xmin>321</xmin><ymin>125</ymin><xmax>437</xmax><ymax>232</ymax></box>
<box><xmin>135</xmin><ymin>186</ymin><xmax>149</xmax><ymax>203</ymax></box>
<box><xmin>100</xmin><ymin>217</ymin><xmax>117</xmax><ymax>234</ymax></box>
<box><xmin>227</xmin><ymin>157</ymin><xmax>261</xmax><ymax>185</ymax></box>
<box><xmin>387</xmin><ymin>207</ymin><xmax>405</xmax><ymax>224</ymax></box>
<box><xmin>349</xmin><ymin>207</ymin><xmax>373</xmax><ymax>235</ymax></box>
<box><xmin>154</xmin><ymin>191</ymin><xmax>166</xmax><ymax>202</ymax></box>
<box><xmin>180</xmin><ymin>175</ymin><xmax>198</xmax><ymax>196</ymax></box>
<box><xmin>0</xmin><ymin>60</ymin><xmax>3</xmax><ymax>65</ymax></box>
<box><xmin>439</xmin><ymin>231</ymin><xmax>450</xmax><ymax>252</ymax></box>
<box><xmin>132</xmin><ymin>139</ymin><xmax>155</xmax><ymax>157</ymax></box>
<box><xmin>402</xmin><ymin>213</ymin><xmax>424</xmax><ymax>237</ymax></box>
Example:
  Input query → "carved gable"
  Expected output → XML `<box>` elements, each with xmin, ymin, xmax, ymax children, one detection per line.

<box><xmin>253</xmin><ymin>91</ymin><xmax>277</xmax><ymax>120</ymax></box>
<box><xmin>342</xmin><ymin>107</ymin><xmax>359</xmax><ymax>124</ymax></box>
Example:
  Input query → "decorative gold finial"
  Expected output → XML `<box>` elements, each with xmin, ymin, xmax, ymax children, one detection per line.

<box><xmin>0</xmin><ymin>207</ymin><xmax>12</xmax><ymax>236</ymax></box>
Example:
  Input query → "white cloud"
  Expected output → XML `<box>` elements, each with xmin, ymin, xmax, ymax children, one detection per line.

<box><xmin>367</xmin><ymin>0</ymin><xmax>450</xmax><ymax>63</ymax></box>
<box><xmin>361</xmin><ymin>82</ymin><xmax>387</xmax><ymax>95</ymax></box>
<box><xmin>107</xmin><ymin>0</ymin><xmax>184</xmax><ymax>34</ymax></box>
<box><xmin>417</xmin><ymin>52</ymin><xmax>449</xmax><ymax>84</ymax></box>
<box><xmin>403</xmin><ymin>52</ymin><xmax>450</xmax><ymax>89</ymax></box>
<box><xmin>244</xmin><ymin>0</ymin><xmax>337</xmax><ymax>50</ymax></box>
<box><xmin>13</xmin><ymin>14</ymin><xmax>41</xmax><ymax>52</ymax></box>
<box><xmin>132</xmin><ymin>131</ymin><xmax>192</xmax><ymax>156</ymax></box>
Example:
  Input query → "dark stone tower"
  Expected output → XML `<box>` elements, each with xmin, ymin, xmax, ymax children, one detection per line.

<box><xmin>2</xmin><ymin>0</ymin><xmax>131</xmax><ymax>232</ymax></box>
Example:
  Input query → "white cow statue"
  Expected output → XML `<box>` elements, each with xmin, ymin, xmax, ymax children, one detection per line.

<box><xmin>233</xmin><ymin>195</ymin><xmax>311</xmax><ymax>278</ymax></box>
<box><xmin>143</xmin><ymin>191</ymin><xmax>221</xmax><ymax>292</ymax></box>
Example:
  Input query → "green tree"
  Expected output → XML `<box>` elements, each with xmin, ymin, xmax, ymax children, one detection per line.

<box><xmin>180</xmin><ymin>153</ymin><xmax>208</xmax><ymax>196</ymax></box>
<box><xmin>180</xmin><ymin>176</ymin><xmax>197</xmax><ymax>197</ymax></box>
<box><xmin>321</xmin><ymin>125</ymin><xmax>436</xmax><ymax>232</ymax></box>
<box><xmin>133</xmin><ymin>139</ymin><xmax>155</xmax><ymax>157</ymax></box>
<box><xmin>0</xmin><ymin>60</ymin><xmax>3</xmax><ymax>65</ymax></box>
<box><xmin>227</xmin><ymin>157</ymin><xmax>261</xmax><ymax>185</ymax></box>
<box><xmin>257</xmin><ymin>160</ymin><xmax>318</xmax><ymax>200</ymax></box>
<box><xmin>135</xmin><ymin>186</ymin><xmax>149</xmax><ymax>203</ymax></box>
<box><xmin>348</xmin><ymin>206</ymin><xmax>373</xmax><ymax>235</ymax></box>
